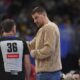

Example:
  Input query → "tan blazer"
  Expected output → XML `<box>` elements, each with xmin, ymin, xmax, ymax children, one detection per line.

<box><xmin>27</xmin><ymin>21</ymin><xmax>62</xmax><ymax>73</ymax></box>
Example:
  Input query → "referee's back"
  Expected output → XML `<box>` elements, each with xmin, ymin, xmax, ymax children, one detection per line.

<box><xmin>0</xmin><ymin>36</ymin><xmax>29</xmax><ymax>80</ymax></box>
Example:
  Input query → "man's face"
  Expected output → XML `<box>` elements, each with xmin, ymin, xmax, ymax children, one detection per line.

<box><xmin>32</xmin><ymin>12</ymin><xmax>44</xmax><ymax>27</ymax></box>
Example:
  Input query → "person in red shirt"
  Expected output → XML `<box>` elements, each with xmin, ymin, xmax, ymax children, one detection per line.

<box><xmin>30</xmin><ymin>64</ymin><xmax>36</xmax><ymax>80</ymax></box>
<box><xmin>25</xmin><ymin>64</ymin><xmax>36</xmax><ymax>80</ymax></box>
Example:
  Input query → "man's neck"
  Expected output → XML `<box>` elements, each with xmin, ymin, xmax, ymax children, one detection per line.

<box><xmin>43</xmin><ymin>17</ymin><xmax>50</xmax><ymax>25</ymax></box>
<box><xmin>3</xmin><ymin>32</ymin><xmax>14</xmax><ymax>36</ymax></box>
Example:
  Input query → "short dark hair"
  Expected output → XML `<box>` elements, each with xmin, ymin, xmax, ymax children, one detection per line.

<box><xmin>1</xmin><ymin>19</ymin><xmax>15</xmax><ymax>33</ymax></box>
<box><xmin>32</xmin><ymin>6</ymin><xmax>47</xmax><ymax>15</ymax></box>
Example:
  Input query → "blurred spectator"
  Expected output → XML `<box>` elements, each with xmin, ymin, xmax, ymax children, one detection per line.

<box><xmin>58</xmin><ymin>15</ymin><xmax>76</xmax><ymax>73</ymax></box>
<box><xmin>59</xmin><ymin>15</ymin><xmax>75</xmax><ymax>59</ymax></box>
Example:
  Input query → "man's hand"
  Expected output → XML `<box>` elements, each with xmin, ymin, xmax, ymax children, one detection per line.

<box><xmin>30</xmin><ymin>50</ymin><xmax>36</xmax><ymax>57</ymax></box>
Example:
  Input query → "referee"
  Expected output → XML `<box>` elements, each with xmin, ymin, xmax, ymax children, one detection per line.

<box><xmin>0</xmin><ymin>19</ymin><xmax>31</xmax><ymax>80</ymax></box>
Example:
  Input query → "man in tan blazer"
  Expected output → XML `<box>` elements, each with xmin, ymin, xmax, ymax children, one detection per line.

<box><xmin>27</xmin><ymin>6</ymin><xmax>62</xmax><ymax>80</ymax></box>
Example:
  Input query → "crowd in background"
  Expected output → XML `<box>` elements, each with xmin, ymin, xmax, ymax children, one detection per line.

<box><xmin>0</xmin><ymin>0</ymin><xmax>80</xmax><ymax>76</ymax></box>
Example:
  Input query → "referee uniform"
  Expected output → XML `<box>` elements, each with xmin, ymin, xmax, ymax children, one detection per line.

<box><xmin>0</xmin><ymin>36</ymin><xmax>29</xmax><ymax>80</ymax></box>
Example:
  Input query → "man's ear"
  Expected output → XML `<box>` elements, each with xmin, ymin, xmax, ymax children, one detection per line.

<box><xmin>12</xmin><ymin>27</ymin><xmax>14</xmax><ymax>33</ymax></box>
